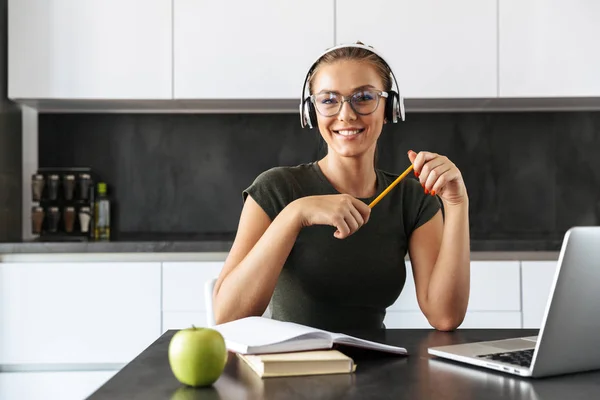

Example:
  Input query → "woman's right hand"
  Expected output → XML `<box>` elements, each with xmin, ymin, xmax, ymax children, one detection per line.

<box><xmin>290</xmin><ymin>194</ymin><xmax>371</xmax><ymax>239</ymax></box>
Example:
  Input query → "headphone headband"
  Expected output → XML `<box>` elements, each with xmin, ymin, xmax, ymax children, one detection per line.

<box><xmin>299</xmin><ymin>42</ymin><xmax>405</xmax><ymax>128</ymax></box>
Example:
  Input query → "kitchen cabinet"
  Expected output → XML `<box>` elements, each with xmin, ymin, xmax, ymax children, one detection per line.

<box><xmin>521</xmin><ymin>261</ymin><xmax>558</xmax><ymax>329</ymax></box>
<box><xmin>8</xmin><ymin>0</ymin><xmax>172</xmax><ymax>99</ymax></box>
<box><xmin>162</xmin><ymin>261</ymin><xmax>225</xmax><ymax>330</ymax></box>
<box><xmin>499</xmin><ymin>0</ymin><xmax>600</xmax><ymax>97</ymax></box>
<box><xmin>386</xmin><ymin>261</ymin><xmax>521</xmax><ymax>328</ymax></box>
<box><xmin>468</xmin><ymin>261</ymin><xmax>521</xmax><ymax>312</ymax></box>
<box><xmin>8</xmin><ymin>0</ymin><xmax>600</xmax><ymax>108</ymax></box>
<box><xmin>384</xmin><ymin>311</ymin><xmax>522</xmax><ymax>329</ymax></box>
<box><xmin>0</xmin><ymin>262</ymin><xmax>161</xmax><ymax>365</ymax></box>
<box><xmin>0</xmin><ymin>370</ymin><xmax>117</xmax><ymax>400</ymax></box>
<box><xmin>0</xmin><ymin>254</ymin><xmax>560</xmax><ymax>374</ymax></box>
<box><xmin>162</xmin><ymin>311</ymin><xmax>208</xmax><ymax>332</ymax></box>
<box><xmin>173</xmin><ymin>0</ymin><xmax>334</xmax><ymax>99</ymax></box>
<box><xmin>336</xmin><ymin>0</ymin><xmax>497</xmax><ymax>98</ymax></box>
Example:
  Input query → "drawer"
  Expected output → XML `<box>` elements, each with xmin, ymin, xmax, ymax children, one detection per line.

<box><xmin>162</xmin><ymin>261</ymin><xmax>225</xmax><ymax>311</ymax></box>
<box><xmin>384</xmin><ymin>311</ymin><xmax>522</xmax><ymax>329</ymax></box>
<box><xmin>162</xmin><ymin>311</ymin><xmax>208</xmax><ymax>332</ymax></box>
<box><xmin>0</xmin><ymin>262</ymin><xmax>161</xmax><ymax>365</ymax></box>
<box><xmin>521</xmin><ymin>261</ymin><xmax>558</xmax><ymax>328</ymax></box>
<box><xmin>387</xmin><ymin>261</ymin><xmax>521</xmax><ymax>312</ymax></box>
<box><xmin>469</xmin><ymin>261</ymin><xmax>521</xmax><ymax>311</ymax></box>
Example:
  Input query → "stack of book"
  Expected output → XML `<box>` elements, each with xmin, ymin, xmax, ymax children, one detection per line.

<box><xmin>213</xmin><ymin>316</ymin><xmax>407</xmax><ymax>378</ymax></box>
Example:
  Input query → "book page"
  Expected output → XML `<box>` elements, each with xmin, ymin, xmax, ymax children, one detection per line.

<box><xmin>330</xmin><ymin>332</ymin><xmax>407</xmax><ymax>355</ymax></box>
<box><xmin>213</xmin><ymin>316</ymin><xmax>332</xmax><ymax>353</ymax></box>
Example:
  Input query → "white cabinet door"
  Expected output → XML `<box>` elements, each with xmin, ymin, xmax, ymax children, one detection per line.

<box><xmin>162</xmin><ymin>261</ymin><xmax>225</xmax><ymax>330</ymax></box>
<box><xmin>336</xmin><ymin>0</ymin><xmax>497</xmax><ymax>98</ymax></box>
<box><xmin>8</xmin><ymin>0</ymin><xmax>172</xmax><ymax>99</ymax></box>
<box><xmin>521</xmin><ymin>261</ymin><xmax>558</xmax><ymax>329</ymax></box>
<box><xmin>460</xmin><ymin>312</ymin><xmax>522</xmax><ymax>329</ymax></box>
<box><xmin>0</xmin><ymin>370</ymin><xmax>118</xmax><ymax>400</ymax></box>
<box><xmin>384</xmin><ymin>311</ymin><xmax>522</xmax><ymax>329</ymax></box>
<box><xmin>174</xmin><ymin>0</ymin><xmax>334</xmax><ymax>99</ymax></box>
<box><xmin>384</xmin><ymin>311</ymin><xmax>429</xmax><ymax>329</ymax></box>
<box><xmin>0</xmin><ymin>263</ymin><xmax>161</xmax><ymax>365</ymax></box>
<box><xmin>388</xmin><ymin>261</ymin><xmax>521</xmax><ymax>311</ymax></box>
<box><xmin>387</xmin><ymin>261</ymin><xmax>420</xmax><ymax>312</ymax></box>
<box><xmin>386</xmin><ymin>261</ymin><xmax>521</xmax><ymax>328</ymax></box>
<box><xmin>499</xmin><ymin>0</ymin><xmax>600</xmax><ymax>97</ymax></box>
<box><xmin>162</xmin><ymin>311</ymin><xmax>208</xmax><ymax>331</ymax></box>
<box><xmin>469</xmin><ymin>261</ymin><xmax>521</xmax><ymax>312</ymax></box>
<box><xmin>162</xmin><ymin>261</ymin><xmax>225</xmax><ymax>312</ymax></box>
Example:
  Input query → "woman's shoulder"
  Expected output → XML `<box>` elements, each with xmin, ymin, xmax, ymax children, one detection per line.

<box><xmin>377</xmin><ymin>166</ymin><xmax>442</xmax><ymax>232</ymax></box>
<box><xmin>252</xmin><ymin>163</ymin><xmax>316</xmax><ymax>188</ymax></box>
<box><xmin>376</xmin><ymin>167</ymin><xmax>422</xmax><ymax>191</ymax></box>
<box><xmin>244</xmin><ymin>163</ymin><xmax>317</xmax><ymax>220</ymax></box>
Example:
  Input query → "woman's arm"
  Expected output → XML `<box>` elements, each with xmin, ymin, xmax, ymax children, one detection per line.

<box><xmin>408</xmin><ymin>202</ymin><xmax>470</xmax><ymax>331</ymax></box>
<box><xmin>406</xmin><ymin>150</ymin><xmax>471</xmax><ymax>331</ymax></box>
<box><xmin>213</xmin><ymin>196</ymin><xmax>302</xmax><ymax>324</ymax></box>
<box><xmin>213</xmin><ymin>193</ymin><xmax>371</xmax><ymax>325</ymax></box>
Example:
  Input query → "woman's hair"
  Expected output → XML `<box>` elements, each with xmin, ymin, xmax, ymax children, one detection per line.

<box><xmin>308</xmin><ymin>43</ymin><xmax>392</xmax><ymax>95</ymax></box>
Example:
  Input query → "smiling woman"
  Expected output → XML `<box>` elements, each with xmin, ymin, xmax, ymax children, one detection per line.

<box><xmin>212</xmin><ymin>42</ymin><xmax>472</xmax><ymax>332</ymax></box>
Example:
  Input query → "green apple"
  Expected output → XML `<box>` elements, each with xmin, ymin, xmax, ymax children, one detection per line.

<box><xmin>168</xmin><ymin>326</ymin><xmax>228</xmax><ymax>387</ymax></box>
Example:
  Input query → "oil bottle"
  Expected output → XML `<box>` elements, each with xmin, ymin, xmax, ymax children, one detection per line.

<box><xmin>94</xmin><ymin>182</ymin><xmax>111</xmax><ymax>241</ymax></box>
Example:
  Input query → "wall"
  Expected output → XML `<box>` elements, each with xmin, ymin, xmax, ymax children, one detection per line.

<box><xmin>38</xmin><ymin>111</ymin><xmax>600</xmax><ymax>250</ymax></box>
<box><xmin>0</xmin><ymin>0</ymin><xmax>22</xmax><ymax>241</ymax></box>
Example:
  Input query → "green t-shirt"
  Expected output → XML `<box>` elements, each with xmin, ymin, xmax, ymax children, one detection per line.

<box><xmin>243</xmin><ymin>161</ymin><xmax>441</xmax><ymax>331</ymax></box>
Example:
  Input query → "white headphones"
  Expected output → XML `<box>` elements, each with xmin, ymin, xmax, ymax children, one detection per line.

<box><xmin>299</xmin><ymin>42</ymin><xmax>405</xmax><ymax>129</ymax></box>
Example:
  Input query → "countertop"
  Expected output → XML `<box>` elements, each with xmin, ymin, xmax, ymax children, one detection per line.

<box><xmin>0</xmin><ymin>234</ymin><xmax>561</xmax><ymax>261</ymax></box>
<box><xmin>87</xmin><ymin>328</ymin><xmax>600</xmax><ymax>400</ymax></box>
<box><xmin>0</xmin><ymin>233</ymin><xmax>235</xmax><ymax>254</ymax></box>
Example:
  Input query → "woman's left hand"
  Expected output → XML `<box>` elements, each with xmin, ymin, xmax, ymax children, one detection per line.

<box><xmin>408</xmin><ymin>150</ymin><xmax>468</xmax><ymax>206</ymax></box>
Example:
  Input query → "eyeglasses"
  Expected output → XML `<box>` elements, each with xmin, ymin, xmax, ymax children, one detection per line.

<box><xmin>310</xmin><ymin>89</ymin><xmax>389</xmax><ymax>117</ymax></box>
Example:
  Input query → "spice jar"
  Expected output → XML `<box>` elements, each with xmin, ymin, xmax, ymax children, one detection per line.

<box><xmin>79</xmin><ymin>174</ymin><xmax>92</xmax><ymax>200</ymax></box>
<box><xmin>32</xmin><ymin>174</ymin><xmax>45</xmax><ymax>202</ymax></box>
<box><xmin>46</xmin><ymin>206</ymin><xmax>60</xmax><ymax>233</ymax></box>
<box><xmin>63</xmin><ymin>174</ymin><xmax>76</xmax><ymax>200</ymax></box>
<box><xmin>63</xmin><ymin>206</ymin><xmax>76</xmax><ymax>233</ymax></box>
<box><xmin>31</xmin><ymin>206</ymin><xmax>44</xmax><ymax>234</ymax></box>
<box><xmin>79</xmin><ymin>206</ymin><xmax>92</xmax><ymax>234</ymax></box>
<box><xmin>47</xmin><ymin>174</ymin><xmax>60</xmax><ymax>201</ymax></box>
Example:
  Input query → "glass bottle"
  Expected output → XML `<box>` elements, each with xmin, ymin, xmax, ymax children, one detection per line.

<box><xmin>94</xmin><ymin>182</ymin><xmax>111</xmax><ymax>241</ymax></box>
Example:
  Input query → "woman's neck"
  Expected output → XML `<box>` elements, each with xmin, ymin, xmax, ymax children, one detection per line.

<box><xmin>318</xmin><ymin>154</ymin><xmax>377</xmax><ymax>198</ymax></box>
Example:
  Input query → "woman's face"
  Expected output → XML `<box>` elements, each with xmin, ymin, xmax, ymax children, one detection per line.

<box><xmin>311</xmin><ymin>59</ymin><xmax>387</xmax><ymax>160</ymax></box>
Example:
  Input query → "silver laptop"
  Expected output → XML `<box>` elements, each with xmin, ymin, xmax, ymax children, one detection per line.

<box><xmin>428</xmin><ymin>226</ymin><xmax>600</xmax><ymax>378</ymax></box>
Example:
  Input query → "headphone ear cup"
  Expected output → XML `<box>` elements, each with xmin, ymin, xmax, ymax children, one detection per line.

<box><xmin>307</xmin><ymin>100</ymin><xmax>317</xmax><ymax>129</ymax></box>
<box><xmin>301</xmin><ymin>97</ymin><xmax>317</xmax><ymax>129</ymax></box>
<box><xmin>384</xmin><ymin>90</ymin><xmax>395</xmax><ymax>122</ymax></box>
<box><xmin>385</xmin><ymin>90</ymin><xmax>400</xmax><ymax>123</ymax></box>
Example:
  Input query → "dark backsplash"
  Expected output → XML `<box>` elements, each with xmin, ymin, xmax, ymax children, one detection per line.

<box><xmin>38</xmin><ymin>112</ymin><xmax>600</xmax><ymax>248</ymax></box>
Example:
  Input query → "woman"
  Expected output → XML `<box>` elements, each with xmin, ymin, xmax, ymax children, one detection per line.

<box><xmin>213</xmin><ymin>43</ymin><xmax>470</xmax><ymax>331</ymax></box>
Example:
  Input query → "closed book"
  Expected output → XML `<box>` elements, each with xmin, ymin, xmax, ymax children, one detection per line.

<box><xmin>237</xmin><ymin>350</ymin><xmax>356</xmax><ymax>378</ymax></box>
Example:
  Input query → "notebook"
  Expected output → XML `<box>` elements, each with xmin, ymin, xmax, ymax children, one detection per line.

<box><xmin>237</xmin><ymin>350</ymin><xmax>356</xmax><ymax>378</ymax></box>
<box><xmin>213</xmin><ymin>316</ymin><xmax>407</xmax><ymax>355</ymax></box>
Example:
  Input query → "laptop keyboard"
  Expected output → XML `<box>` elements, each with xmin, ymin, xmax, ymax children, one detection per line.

<box><xmin>476</xmin><ymin>349</ymin><xmax>534</xmax><ymax>368</ymax></box>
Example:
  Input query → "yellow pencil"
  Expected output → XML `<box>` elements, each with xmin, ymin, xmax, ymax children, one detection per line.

<box><xmin>368</xmin><ymin>164</ymin><xmax>415</xmax><ymax>208</ymax></box>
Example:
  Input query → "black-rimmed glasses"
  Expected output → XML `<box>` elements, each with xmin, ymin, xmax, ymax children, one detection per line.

<box><xmin>311</xmin><ymin>90</ymin><xmax>389</xmax><ymax>117</ymax></box>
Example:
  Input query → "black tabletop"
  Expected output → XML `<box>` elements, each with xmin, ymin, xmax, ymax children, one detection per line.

<box><xmin>88</xmin><ymin>329</ymin><xmax>600</xmax><ymax>400</ymax></box>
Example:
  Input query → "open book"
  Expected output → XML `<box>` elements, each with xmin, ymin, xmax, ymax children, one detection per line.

<box><xmin>213</xmin><ymin>316</ymin><xmax>407</xmax><ymax>355</ymax></box>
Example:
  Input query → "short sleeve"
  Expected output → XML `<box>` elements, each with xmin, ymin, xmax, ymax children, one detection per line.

<box><xmin>402</xmin><ymin>177</ymin><xmax>443</xmax><ymax>237</ymax></box>
<box><xmin>242</xmin><ymin>167</ymin><xmax>296</xmax><ymax>221</ymax></box>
